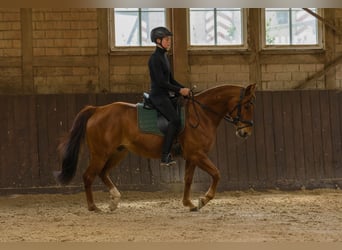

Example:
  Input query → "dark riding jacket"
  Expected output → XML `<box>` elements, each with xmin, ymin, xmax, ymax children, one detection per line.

<box><xmin>148</xmin><ymin>46</ymin><xmax>184</xmax><ymax>97</ymax></box>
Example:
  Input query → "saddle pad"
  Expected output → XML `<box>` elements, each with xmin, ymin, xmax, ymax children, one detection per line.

<box><xmin>136</xmin><ymin>103</ymin><xmax>185</xmax><ymax>136</ymax></box>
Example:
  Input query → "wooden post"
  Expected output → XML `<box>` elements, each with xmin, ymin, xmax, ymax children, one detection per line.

<box><xmin>248</xmin><ymin>9</ymin><xmax>261</xmax><ymax>87</ymax></box>
<box><xmin>324</xmin><ymin>9</ymin><xmax>337</xmax><ymax>89</ymax></box>
<box><xmin>171</xmin><ymin>8</ymin><xmax>189</xmax><ymax>87</ymax></box>
<box><xmin>97</xmin><ymin>8</ymin><xmax>110</xmax><ymax>92</ymax></box>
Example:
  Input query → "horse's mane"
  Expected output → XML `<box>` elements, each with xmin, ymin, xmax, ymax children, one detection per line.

<box><xmin>194</xmin><ymin>84</ymin><xmax>243</xmax><ymax>97</ymax></box>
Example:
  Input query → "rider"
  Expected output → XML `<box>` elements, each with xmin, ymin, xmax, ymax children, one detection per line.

<box><xmin>148</xmin><ymin>26</ymin><xmax>191</xmax><ymax>167</ymax></box>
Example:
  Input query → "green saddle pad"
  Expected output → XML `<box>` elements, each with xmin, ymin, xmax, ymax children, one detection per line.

<box><xmin>136</xmin><ymin>103</ymin><xmax>185</xmax><ymax>136</ymax></box>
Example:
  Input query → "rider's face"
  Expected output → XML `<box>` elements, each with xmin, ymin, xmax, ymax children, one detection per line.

<box><xmin>158</xmin><ymin>36</ymin><xmax>172</xmax><ymax>50</ymax></box>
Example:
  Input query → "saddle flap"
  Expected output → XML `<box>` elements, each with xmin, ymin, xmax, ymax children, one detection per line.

<box><xmin>136</xmin><ymin>103</ymin><xmax>185</xmax><ymax>136</ymax></box>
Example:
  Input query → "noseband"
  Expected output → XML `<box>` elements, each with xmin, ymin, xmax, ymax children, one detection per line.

<box><xmin>189</xmin><ymin>87</ymin><xmax>254</xmax><ymax>130</ymax></box>
<box><xmin>224</xmin><ymin>88</ymin><xmax>254</xmax><ymax>131</ymax></box>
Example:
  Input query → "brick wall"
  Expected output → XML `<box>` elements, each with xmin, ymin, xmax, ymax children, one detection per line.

<box><xmin>32</xmin><ymin>8</ymin><xmax>99</xmax><ymax>93</ymax></box>
<box><xmin>337</xmin><ymin>65</ymin><xmax>342</xmax><ymax>88</ymax></box>
<box><xmin>261</xmin><ymin>64</ymin><xmax>325</xmax><ymax>89</ymax></box>
<box><xmin>110</xmin><ymin>61</ymin><xmax>150</xmax><ymax>93</ymax></box>
<box><xmin>0</xmin><ymin>9</ymin><xmax>21</xmax><ymax>92</ymax></box>
<box><xmin>0</xmin><ymin>9</ymin><xmax>21</xmax><ymax>57</ymax></box>
<box><xmin>0</xmin><ymin>8</ymin><xmax>341</xmax><ymax>94</ymax></box>
<box><xmin>32</xmin><ymin>9</ymin><xmax>98</xmax><ymax>57</ymax></box>
<box><xmin>336</xmin><ymin>9</ymin><xmax>342</xmax><ymax>53</ymax></box>
<box><xmin>189</xmin><ymin>61</ymin><xmax>328</xmax><ymax>91</ymax></box>
<box><xmin>189</xmin><ymin>64</ymin><xmax>250</xmax><ymax>91</ymax></box>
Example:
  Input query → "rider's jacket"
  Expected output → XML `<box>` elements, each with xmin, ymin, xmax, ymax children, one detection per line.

<box><xmin>148</xmin><ymin>46</ymin><xmax>184</xmax><ymax>97</ymax></box>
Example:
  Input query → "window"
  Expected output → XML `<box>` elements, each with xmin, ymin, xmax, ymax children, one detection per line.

<box><xmin>264</xmin><ymin>8</ymin><xmax>322</xmax><ymax>47</ymax></box>
<box><xmin>113</xmin><ymin>8</ymin><xmax>166</xmax><ymax>47</ymax></box>
<box><xmin>189</xmin><ymin>8</ymin><xmax>244</xmax><ymax>46</ymax></box>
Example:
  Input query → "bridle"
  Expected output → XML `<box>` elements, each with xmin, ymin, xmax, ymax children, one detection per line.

<box><xmin>188</xmin><ymin>88</ymin><xmax>255</xmax><ymax>131</ymax></box>
<box><xmin>223</xmin><ymin>88</ymin><xmax>255</xmax><ymax>131</ymax></box>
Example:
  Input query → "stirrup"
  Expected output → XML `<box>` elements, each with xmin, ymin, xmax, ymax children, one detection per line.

<box><xmin>160</xmin><ymin>154</ymin><xmax>177</xmax><ymax>167</ymax></box>
<box><xmin>160</xmin><ymin>160</ymin><xmax>177</xmax><ymax>167</ymax></box>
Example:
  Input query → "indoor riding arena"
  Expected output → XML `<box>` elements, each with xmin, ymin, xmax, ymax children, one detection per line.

<box><xmin>0</xmin><ymin>8</ymin><xmax>342</xmax><ymax>242</ymax></box>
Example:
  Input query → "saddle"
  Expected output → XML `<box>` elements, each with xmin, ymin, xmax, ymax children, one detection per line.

<box><xmin>136</xmin><ymin>92</ymin><xmax>185</xmax><ymax>136</ymax></box>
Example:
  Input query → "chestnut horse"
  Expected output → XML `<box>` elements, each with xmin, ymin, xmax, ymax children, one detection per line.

<box><xmin>54</xmin><ymin>84</ymin><xmax>256</xmax><ymax>212</ymax></box>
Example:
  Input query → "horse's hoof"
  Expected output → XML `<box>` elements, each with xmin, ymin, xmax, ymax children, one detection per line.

<box><xmin>52</xmin><ymin>171</ymin><xmax>62</xmax><ymax>185</ymax></box>
<box><xmin>109</xmin><ymin>197</ymin><xmax>120</xmax><ymax>211</ymax></box>
<box><xmin>109</xmin><ymin>203</ymin><xmax>119</xmax><ymax>211</ymax></box>
<box><xmin>190</xmin><ymin>206</ymin><xmax>199</xmax><ymax>212</ymax></box>
<box><xmin>197</xmin><ymin>198</ymin><xmax>205</xmax><ymax>210</ymax></box>
<box><xmin>88</xmin><ymin>205</ymin><xmax>101</xmax><ymax>212</ymax></box>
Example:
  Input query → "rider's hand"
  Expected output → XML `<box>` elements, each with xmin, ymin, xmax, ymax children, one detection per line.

<box><xmin>179</xmin><ymin>88</ymin><xmax>191</xmax><ymax>97</ymax></box>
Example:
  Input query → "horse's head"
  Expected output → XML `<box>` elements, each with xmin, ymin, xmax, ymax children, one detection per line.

<box><xmin>225</xmin><ymin>83</ymin><xmax>256</xmax><ymax>139</ymax></box>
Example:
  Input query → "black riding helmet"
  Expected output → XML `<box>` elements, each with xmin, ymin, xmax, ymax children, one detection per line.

<box><xmin>150</xmin><ymin>26</ymin><xmax>173</xmax><ymax>43</ymax></box>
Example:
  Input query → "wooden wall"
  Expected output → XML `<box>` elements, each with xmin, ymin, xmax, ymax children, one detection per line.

<box><xmin>0</xmin><ymin>90</ymin><xmax>341</xmax><ymax>194</ymax></box>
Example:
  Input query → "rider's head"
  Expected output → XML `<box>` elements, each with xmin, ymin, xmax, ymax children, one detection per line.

<box><xmin>150</xmin><ymin>26</ymin><xmax>173</xmax><ymax>51</ymax></box>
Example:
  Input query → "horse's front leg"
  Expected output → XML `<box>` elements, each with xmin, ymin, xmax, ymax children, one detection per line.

<box><xmin>182</xmin><ymin>160</ymin><xmax>197</xmax><ymax>211</ymax></box>
<box><xmin>196</xmin><ymin>155</ymin><xmax>221</xmax><ymax>210</ymax></box>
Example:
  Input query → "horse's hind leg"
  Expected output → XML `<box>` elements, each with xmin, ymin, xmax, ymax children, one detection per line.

<box><xmin>83</xmin><ymin>157</ymin><xmax>106</xmax><ymax>211</ymax></box>
<box><xmin>99</xmin><ymin>150</ymin><xmax>128</xmax><ymax>211</ymax></box>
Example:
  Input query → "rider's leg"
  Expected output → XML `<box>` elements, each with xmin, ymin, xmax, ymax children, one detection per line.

<box><xmin>150</xmin><ymin>96</ymin><xmax>180</xmax><ymax>166</ymax></box>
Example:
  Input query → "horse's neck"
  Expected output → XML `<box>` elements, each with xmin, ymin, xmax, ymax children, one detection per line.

<box><xmin>194</xmin><ymin>85</ymin><xmax>241</xmax><ymax>126</ymax></box>
<box><xmin>197</xmin><ymin>85</ymin><xmax>240</xmax><ymax>113</ymax></box>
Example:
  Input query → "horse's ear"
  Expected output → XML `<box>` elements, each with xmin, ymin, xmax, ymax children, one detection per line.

<box><xmin>245</xmin><ymin>83</ymin><xmax>257</xmax><ymax>96</ymax></box>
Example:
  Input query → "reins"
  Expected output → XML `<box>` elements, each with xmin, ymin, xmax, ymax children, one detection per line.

<box><xmin>187</xmin><ymin>87</ymin><xmax>254</xmax><ymax>130</ymax></box>
<box><xmin>187</xmin><ymin>91</ymin><xmax>218</xmax><ymax>128</ymax></box>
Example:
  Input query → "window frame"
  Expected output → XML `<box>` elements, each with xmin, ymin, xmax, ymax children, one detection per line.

<box><xmin>187</xmin><ymin>8</ymin><xmax>248</xmax><ymax>51</ymax></box>
<box><xmin>109</xmin><ymin>8</ymin><xmax>170</xmax><ymax>52</ymax></box>
<box><xmin>261</xmin><ymin>8</ymin><xmax>325</xmax><ymax>50</ymax></box>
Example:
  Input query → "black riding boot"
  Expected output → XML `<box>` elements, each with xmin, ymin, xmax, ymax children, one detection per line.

<box><xmin>160</xmin><ymin>153</ymin><xmax>176</xmax><ymax>167</ymax></box>
<box><xmin>160</xmin><ymin>122</ymin><xmax>179</xmax><ymax>167</ymax></box>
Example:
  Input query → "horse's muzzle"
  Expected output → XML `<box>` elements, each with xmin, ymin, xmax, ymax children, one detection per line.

<box><xmin>236</xmin><ymin>129</ymin><xmax>251</xmax><ymax>139</ymax></box>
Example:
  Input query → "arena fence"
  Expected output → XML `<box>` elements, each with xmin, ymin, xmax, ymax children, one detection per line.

<box><xmin>0</xmin><ymin>90</ymin><xmax>341</xmax><ymax>194</ymax></box>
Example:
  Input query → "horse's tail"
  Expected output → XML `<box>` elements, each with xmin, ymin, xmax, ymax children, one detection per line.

<box><xmin>54</xmin><ymin>105</ymin><xmax>96</xmax><ymax>185</ymax></box>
